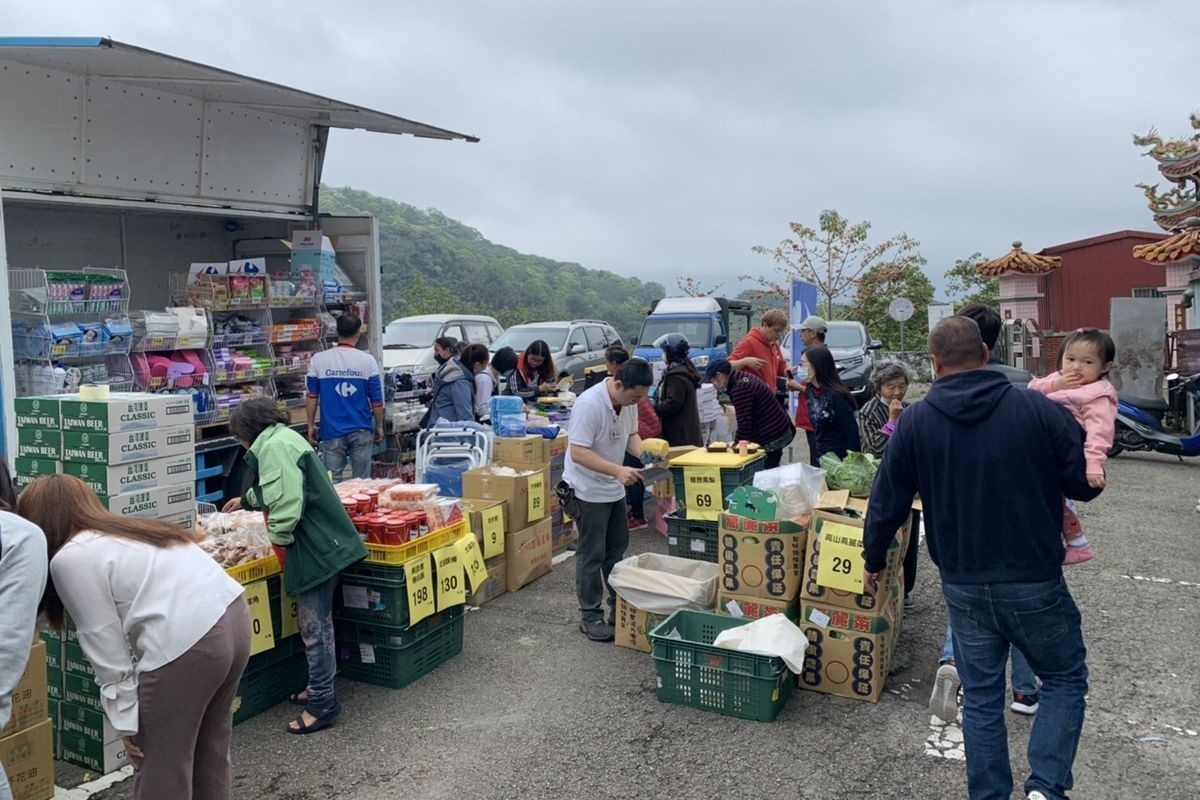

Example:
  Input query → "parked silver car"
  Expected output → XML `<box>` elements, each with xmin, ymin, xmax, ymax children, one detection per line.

<box><xmin>490</xmin><ymin>320</ymin><xmax>623</xmax><ymax>392</ymax></box>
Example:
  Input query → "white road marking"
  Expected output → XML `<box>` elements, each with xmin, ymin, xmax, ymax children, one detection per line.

<box><xmin>552</xmin><ymin>550</ymin><xmax>575</xmax><ymax>566</ymax></box>
<box><xmin>55</xmin><ymin>767</ymin><xmax>134</xmax><ymax>798</ymax></box>
<box><xmin>1119</xmin><ymin>574</ymin><xmax>1200</xmax><ymax>588</ymax></box>
<box><xmin>926</xmin><ymin>714</ymin><xmax>966</xmax><ymax>761</ymax></box>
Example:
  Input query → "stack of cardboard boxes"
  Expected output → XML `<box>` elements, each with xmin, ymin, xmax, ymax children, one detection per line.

<box><xmin>0</xmin><ymin>640</ymin><xmax>54</xmax><ymax>800</ymax></box>
<box><xmin>14</xmin><ymin>394</ymin><xmax>198</xmax><ymax>530</ymax></box>
<box><xmin>715</xmin><ymin>487</ymin><xmax>809</xmax><ymax>623</ymax></box>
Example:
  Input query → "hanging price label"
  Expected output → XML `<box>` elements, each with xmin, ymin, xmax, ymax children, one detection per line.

<box><xmin>243</xmin><ymin>580</ymin><xmax>276</xmax><ymax>656</ymax></box>
<box><xmin>815</xmin><ymin>520</ymin><xmax>865</xmax><ymax>594</ymax></box>
<box><xmin>404</xmin><ymin>555</ymin><xmax>436</xmax><ymax>625</ymax></box>
<box><xmin>527</xmin><ymin>471</ymin><xmax>546</xmax><ymax>521</ymax></box>
<box><xmin>280</xmin><ymin>593</ymin><xmax>299</xmax><ymax>638</ymax></box>
<box><xmin>453</xmin><ymin>534</ymin><xmax>490</xmax><ymax>593</ymax></box>
<box><xmin>683</xmin><ymin>467</ymin><xmax>722</xmax><ymax>521</ymax></box>
<box><xmin>434</xmin><ymin>545</ymin><xmax>466</xmax><ymax>608</ymax></box>
<box><xmin>480</xmin><ymin>506</ymin><xmax>504</xmax><ymax>559</ymax></box>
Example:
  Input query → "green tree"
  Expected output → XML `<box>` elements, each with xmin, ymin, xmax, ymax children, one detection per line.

<box><xmin>746</xmin><ymin>210</ymin><xmax>924</xmax><ymax>317</ymax></box>
<box><xmin>943</xmin><ymin>252</ymin><xmax>998</xmax><ymax>308</ymax></box>
<box><xmin>854</xmin><ymin>260</ymin><xmax>936</xmax><ymax>352</ymax></box>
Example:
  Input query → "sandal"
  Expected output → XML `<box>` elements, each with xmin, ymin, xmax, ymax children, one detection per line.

<box><xmin>287</xmin><ymin>691</ymin><xmax>309</xmax><ymax>707</ymax></box>
<box><xmin>285</xmin><ymin>703</ymin><xmax>341</xmax><ymax>735</ymax></box>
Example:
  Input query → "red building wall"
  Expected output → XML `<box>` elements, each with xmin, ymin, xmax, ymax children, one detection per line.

<box><xmin>1036</xmin><ymin>231</ymin><xmax>1167</xmax><ymax>332</ymax></box>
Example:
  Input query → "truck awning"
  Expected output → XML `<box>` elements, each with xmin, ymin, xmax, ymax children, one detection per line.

<box><xmin>0</xmin><ymin>36</ymin><xmax>479</xmax><ymax>142</ymax></box>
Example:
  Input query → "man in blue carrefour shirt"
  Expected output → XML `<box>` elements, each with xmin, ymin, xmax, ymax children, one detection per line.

<box><xmin>305</xmin><ymin>314</ymin><xmax>384</xmax><ymax>480</ymax></box>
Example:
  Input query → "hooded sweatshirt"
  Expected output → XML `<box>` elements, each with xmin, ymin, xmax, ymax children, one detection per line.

<box><xmin>427</xmin><ymin>357</ymin><xmax>475</xmax><ymax>425</ymax></box>
<box><xmin>655</xmin><ymin>362</ymin><xmax>703</xmax><ymax>446</ymax></box>
<box><xmin>863</xmin><ymin>369</ymin><xmax>1101</xmax><ymax>584</ymax></box>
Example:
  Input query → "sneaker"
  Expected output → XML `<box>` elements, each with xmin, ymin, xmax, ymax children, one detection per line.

<box><xmin>579</xmin><ymin>618</ymin><xmax>615</xmax><ymax>642</ymax></box>
<box><xmin>627</xmin><ymin>515</ymin><xmax>648</xmax><ymax>532</ymax></box>
<box><xmin>903</xmin><ymin>594</ymin><xmax>915</xmax><ymax>612</ymax></box>
<box><xmin>929</xmin><ymin>663</ymin><xmax>961</xmax><ymax>723</ymax></box>
<box><xmin>1063</xmin><ymin>543</ymin><xmax>1094</xmax><ymax>565</ymax></box>
<box><xmin>1027</xmin><ymin>792</ymin><xmax>1049</xmax><ymax>800</ymax></box>
<box><xmin>1011</xmin><ymin>690</ymin><xmax>1040</xmax><ymax>715</ymax></box>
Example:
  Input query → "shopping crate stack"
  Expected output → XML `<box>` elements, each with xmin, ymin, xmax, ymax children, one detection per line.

<box><xmin>664</xmin><ymin>447</ymin><xmax>766</xmax><ymax>562</ymax></box>
<box><xmin>334</xmin><ymin>520</ymin><xmax>471</xmax><ymax>688</ymax></box>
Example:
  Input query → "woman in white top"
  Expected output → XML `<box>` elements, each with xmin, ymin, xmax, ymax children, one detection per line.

<box><xmin>19</xmin><ymin>474</ymin><xmax>249</xmax><ymax>800</ymax></box>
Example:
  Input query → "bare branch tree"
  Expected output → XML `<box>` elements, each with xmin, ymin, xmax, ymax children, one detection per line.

<box><xmin>675</xmin><ymin>276</ymin><xmax>725</xmax><ymax>297</ymax></box>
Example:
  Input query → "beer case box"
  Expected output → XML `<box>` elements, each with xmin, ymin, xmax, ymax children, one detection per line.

<box><xmin>461</xmin><ymin>464</ymin><xmax>550</xmax><ymax>533</ymax></box>
<box><xmin>60</xmin><ymin>727</ymin><xmax>128</xmax><ymax>775</ymax></box>
<box><xmin>716</xmin><ymin>591</ymin><xmax>800</xmax><ymax>622</ymax></box>
<box><xmin>719</xmin><ymin>487</ymin><xmax>809</xmax><ymax>602</ymax></box>
<box><xmin>0</xmin><ymin>640</ymin><xmax>47</xmax><ymax>739</ymax></box>
<box><xmin>801</xmin><ymin>510</ymin><xmax>908</xmax><ymax>613</ymax></box>
<box><xmin>45</xmin><ymin>667</ymin><xmax>63</xmax><ymax>702</ymax></box>
<box><xmin>12</xmin><ymin>458</ymin><xmax>61</xmax><ymax>490</ymax></box>
<box><xmin>59</xmin><ymin>393</ymin><xmax>195</xmax><ymax>433</ymax></box>
<box><xmin>13</xmin><ymin>397</ymin><xmax>61</xmax><ymax>430</ymax></box>
<box><xmin>62</xmin><ymin>453</ymin><xmax>196</xmax><ymax>496</ymax></box>
<box><xmin>505</xmin><ymin>517</ymin><xmax>552</xmax><ymax>591</ymax></box>
<box><xmin>614</xmin><ymin>595</ymin><xmax>670</xmax><ymax>654</ymax></box>
<box><xmin>63</xmin><ymin>672</ymin><xmax>102</xmax><ymax>712</ymax></box>
<box><xmin>163</xmin><ymin>509</ymin><xmax>198</xmax><ymax>531</ymax></box>
<box><xmin>61</xmin><ymin>424</ymin><xmax>195</xmax><ymax>466</ymax></box>
<box><xmin>63</xmin><ymin>640</ymin><xmax>94</xmax><ymax>680</ymax></box>
<box><xmin>46</xmin><ymin>698</ymin><xmax>60</xmax><ymax>760</ymax></box>
<box><xmin>466</xmin><ymin>555</ymin><xmax>508</xmax><ymax>607</ymax></box>
<box><xmin>59</xmin><ymin>702</ymin><xmax>120</xmax><ymax>748</ymax></box>
<box><xmin>103</xmin><ymin>482</ymin><xmax>196</xmax><ymax>520</ymax></box>
<box><xmin>798</xmin><ymin>586</ymin><xmax>902</xmax><ymax>704</ymax></box>
<box><xmin>0</xmin><ymin>718</ymin><xmax>55</xmax><ymax>800</ymax></box>
<box><xmin>15</xmin><ymin>428</ymin><xmax>60</xmax><ymax>460</ymax></box>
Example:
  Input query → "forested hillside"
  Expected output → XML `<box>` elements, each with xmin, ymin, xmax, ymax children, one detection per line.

<box><xmin>320</xmin><ymin>186</ymin><xmax>666</xmax><ymax>340</ymax></box>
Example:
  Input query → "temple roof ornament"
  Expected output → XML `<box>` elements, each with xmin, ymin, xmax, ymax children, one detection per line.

<box><xmin>1132</xmin><ymin>217</ymin><xmax>1200</xmax><ymax>264</ymax></box>
<box><xmin>976</xmin><ymin>241</ymin><xmax>1062</xmax><ymax>277</ymax></box>
<box><xmin>1133</xmin><ymin>113</ymin><xmax>1200</xmax><ymax>231</ymax></box>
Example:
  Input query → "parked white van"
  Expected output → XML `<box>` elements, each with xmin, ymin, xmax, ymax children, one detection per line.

<box><xmin>381</xmin><ymin>314</ymin><xmax>504</xmax><ymax>381</ymax></box>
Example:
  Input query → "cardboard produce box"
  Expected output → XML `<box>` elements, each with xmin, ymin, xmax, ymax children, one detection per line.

<box><xmin>716</xmin><ymin>592</ymin><xmax>800</xmax><ymax>622</ymax></box>
<box><xmin>798</xmin><ymin>586</ymin><xmax>901</xmax><ymax>703</ymax></box>
<box><xmin>61</xmin><ymin>424</ymin><xmax>195</xmax><ymax>466</ymax></box>
<box><xmin>493</xmin><ymin>434</ymin><xmax>551</xmax><ymax>466</ymax></box>
<box><xmin>12</xmin><ymin>458</ymin><xmax>61</xmax><ymax>490</ymax></box>
<box><xmin>614</xmin><ymin>596</ymin><xmax>670</xmax><ymax>654</ymax></box>
<box><xmin>104</xmin><ymin>482</ymin><xmax>196</xmax><ymax>519</ymax></box>
<box><xmin>13</xmin><ymin>397</ymin><xmax>61</xmax><ymax>430</ymax></box>
<box><xmin>801</xmin><ymin>510</ymin><xmax>907</xmax><ymax>613</ymax></box>
<box><xmin>467</xmin><ymin>555</ymin><xmax>508</xmax><ymax>607</ymax></box>
<box><xmin>59</xmin><ymin>393</ymin><xmax>195</xmax><ymax>433</ymax></box>
<box><xmin>15</xmin><ymin>428</ymin><xmax>60</xmax><ymax>460</ymax></box>
<box><xmin>0</xmin><ymin>718</ymin><xmax>55</xmax><ymax>800</ymax></box>
<box><xmin>0</xmin><ymin>640</ymin><xmax>47</xmax><ymax>739</ymax></box>
<box><xmin>462</xmin><ymin>464</ymin><xmax>549</xmax><ymax>533</ymax></box>
<box><xmin>61</xmin><ymin>453</ymin><xmax>196</xmax><ymax>496</ymax></box>
<box><xmin>719</xmin><ymin>487</ymin><xmax>808</xmax><ymax>601</ymax></box>
<box><xmin>460</xmin><ymin>498</ymin><xmax>507</xmax><ymax>560</ymax></box>
<box><xmin>505</xmin><ymin>517</ymin><xmax>552</xmax><ymax>591</ymax></box>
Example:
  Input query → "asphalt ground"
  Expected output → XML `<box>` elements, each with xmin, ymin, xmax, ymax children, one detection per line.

<box><xmin>61</xmin><ymin>442</ymin><xmax>1200</xmax><ymax>800</ymax></box>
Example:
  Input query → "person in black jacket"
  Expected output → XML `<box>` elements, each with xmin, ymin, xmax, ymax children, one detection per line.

<box><xmin>862</xmin><ymin>317</ymin><xmax>1101</xmax><ymax>800</ymax></box>
<box><xmin>653</xmin><ymin>333</ymin><xmax>703</xmax><ymax>447</ymax></box>
<box><xmin>799</xmin><ymin>346</ymin><xmax>861</xmax><ymax>460</ymax></box>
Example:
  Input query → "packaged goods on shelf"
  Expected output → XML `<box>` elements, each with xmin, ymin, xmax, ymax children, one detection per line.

<box><xmin>196</xmin><ymin>510</ymin><xmax>274</xmax><ymax>569</ymax></box>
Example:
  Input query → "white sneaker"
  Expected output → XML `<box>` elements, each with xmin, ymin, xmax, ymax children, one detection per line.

<box><xmin>929</xmin><ymin>662</ymin><xmax>961</xmax><ymax>723</ymax></box>
<box><xmin>1027</xmin><ymin>792</ymin><xmax>1049</xmax><ymax>800</ymax></box>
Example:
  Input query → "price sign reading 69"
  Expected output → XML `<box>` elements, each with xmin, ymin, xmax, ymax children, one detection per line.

<box><xmin>684</xmin><ymin>467</ymin><xmax>722</xmax><ymax>522</ymax></box>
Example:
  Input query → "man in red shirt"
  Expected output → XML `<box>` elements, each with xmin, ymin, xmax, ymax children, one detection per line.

<box><xmin>731</xmin><ymin>309</ymin><xmax>790</xmax><ymax>386</ymax></box>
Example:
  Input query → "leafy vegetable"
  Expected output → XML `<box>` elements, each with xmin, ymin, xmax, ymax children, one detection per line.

<box><xmin>818</xmin><ymin>451</ymin><xmax>880</xmax><ymax>497</ymax></box>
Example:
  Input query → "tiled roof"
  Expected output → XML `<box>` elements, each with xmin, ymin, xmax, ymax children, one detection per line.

<box><xmin>976</xmin><ymin>241</ymin><xmax>1062</xmax><ymax>277</ymax></box>
<box><xmin>1132</xmin><ymin>218</ymin><xmax>1200</xmax><ymax>263</ymax></box>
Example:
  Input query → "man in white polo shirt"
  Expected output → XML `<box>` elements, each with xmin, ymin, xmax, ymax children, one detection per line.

<box><xmin>563</xmin><ymin>358</ymin><xmax>654</xmax><ymax>642</ymax></box>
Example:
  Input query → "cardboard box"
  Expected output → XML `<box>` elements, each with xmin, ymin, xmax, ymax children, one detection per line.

<box><xmin>163</xmin><ymin>509</ymin><xmax>198</xmax><ymax>531</ymax></box>
<box><xmin>45</xmin><ymin>667</ymin><xmax>62</xmax><ymax>702</ymax></box>
<box><xmin>104</xmin><ymin>482</ymin><xmax>196</xmax><ymax>519</ymax></box>
<box><xmin>462</xmin><ymin>464</ymin><xmax>550</xmax><ymax>533</ymax></box>
<box><xmin>0</xmin><ymin>718</ymin><xmax>55</xmax><ymax>800</ymax></box>
<box><xmin>460</xmin><ymin>498</ymin><xmax>507</xmax><ymax>554</ymax></box>
<box><xmin>614</xmin><ymin>595</ymin><xmax>670</xmax><ymax>654</ymax></box>
<box><xmin>550</xmin><ymin>509</ymin><xmax>576</xmax><ymax>552</ymax></box>
<box><xmin>716</xmin><ymin>591</ymin><xmax>800</xmax><ymax>622</ymax></box>
<box><xmin>63</xmin><ymin>672</ymin><xmax>101</xmax><ymax>712</ymax></box>
<box><xmin>59</xmin><ymin>702</ymin><xmax>119</xmax><ymax>747</ymax></box>
<box><xmin>798</xmin><ymin>587</ymin><xmax>901</xmax><ymax>703</ymax></box>
<box><xmin>801</xmin><ymin>510</ymin><xmax>907</xmax><ymax>613</ymax></box>
<box><xmin>0</xmin><ymin>641</ymin><xmax>47</xmax><ymax>738</ymax></box>
<box><xmin>13</xmin><ymin>397</ymin><xmax>61</xmax><ymax>430</ymax></box>
<box><xmin>505</xmin><ymin>517</ymin><xmax>552</xmax><ymax>591</ymax></box>
<box><xmin>46</xmin><ymin>699</ymin><xmax>59</xmax><ymax>760</ymax></box>
<box><xmin>466</xmin><ymin>555</ymin><xmax>508</xmax><ymax>607</ymax></box>
<box><xmin>547</xmin><ymin>431</ymin><xmax>569</xmax><ymax>459</ymax></box>
<box><xmin>62</xmin><ymin>453</ymin><xmax>196</xmax><ymax>497</ymax></box>
<box><xmin>61</xmin><ymin>424</ymin><xmax>195</xmax><ymax>466</ymax></box>
<box><xmin>719</xmin><ymin>487</ymin><xmax>809</xmax><ymax>601</ymax></box>
<box><xmin>15</xmin><ymin>429</ymin><xmax>60</xmax><ymax>460</ymax></box>
<box><xmin>12</xmin><ymin>458</ymin><xmax>61</xmax><ymax>490</ymax></box>
<box><xmin>59</xmin><ymin>393</ymin><xmax>195</xmax><ymax>433</ymax></box>
<box><xmin>63</xmin><ymin>640</ymin><xmax>94</xmax><ymax>680</ymax></box>
<box><xmin>60</xmin><ymin>727</ymin><xmax>128</xmax><ymax>775</ymax></box>
<box><xmin>493</xmin><ymin>434</ymin><xmax>550</xmax><ymax>466</ymax></box>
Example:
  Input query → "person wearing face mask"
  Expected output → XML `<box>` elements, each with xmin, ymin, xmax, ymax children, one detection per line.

<box><xmin>422</xmin><ymin>337</ymin><xmax>474</xmax><ymax>427</ymax></box>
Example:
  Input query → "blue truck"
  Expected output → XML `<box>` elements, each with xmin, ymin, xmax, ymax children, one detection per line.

<box><xmin>633</xmin><ymin>296</ymin><xmax>755</xmax><ymax>370</ymax></box>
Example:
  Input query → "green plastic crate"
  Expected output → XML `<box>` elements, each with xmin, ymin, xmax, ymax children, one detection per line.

<box><xmin>670</xmin><ymin>456</ymin><xmax>765</xmax><ymax>516</ymax></box>
<box><xmin>664</xmin><ymin>511</ymin><xmax>719</xmax><ymax>563</ymax></box>
<box><xmin>233</xmin><ymin>651</ymin><xmax>308</xmax><ymax>725</ymax></box>
<box><xmin>648</xmin><ymin>609</ymin><xmax>792</xmax><ymax>722</ymax></box>
<box><xmin>337</xmin><ymin>561</ymin><xmax>411</xmax><ymax>627</ymax></box>
<box><xmin>335</xmin><ymin>607</ymin><xmax>464</xmax><ymax>689</ymax></box>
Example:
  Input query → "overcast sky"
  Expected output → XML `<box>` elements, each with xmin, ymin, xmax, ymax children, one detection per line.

<box><xmin>4</xmin><ymin>0</ymin><xmax>1196</xmax><ymax>300</ymax></box>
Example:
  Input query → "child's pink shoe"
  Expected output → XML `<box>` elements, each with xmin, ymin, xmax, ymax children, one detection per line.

<box><xmin>1064</xmin><ymin>544</ymin><xmax>1094</xmax><ymax>565</ymax></box>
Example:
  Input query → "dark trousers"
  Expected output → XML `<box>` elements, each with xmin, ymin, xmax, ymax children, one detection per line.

<box><xmin>623</xmin><ymin>452</ymin><xmax>645</xmax><ymax>519</ymax></box>
<box><xmin>764</xmin><ymin>449</ymin><xmax>784</xmax><ymax>470</ymax></box>
<box><xmin>904</xmin><ymin>509</ymin><xmax>921</xmax><ymax>595</ymax></box>
<box><xmin>574</xmin><ymin>498</ymin><xmax>630</xmax><ymax>623</ymax></box>
<box><xmin>805</xmin><ymin>430</ymin><xmax>819</xmax><ymax>467</ymax></box>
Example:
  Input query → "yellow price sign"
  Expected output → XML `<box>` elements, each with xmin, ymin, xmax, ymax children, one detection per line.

<box><xmin>480</xmin><ymin>506</ymin><xmax>504</xmax><ymax>559</ymax></box>
<box><xmin>453</xmin><ymin>534</ymin><xmax>490</xmax><ymax>593</ymax></box>
<box><xmin>280</xmin><ymin>593</ymin><xmax>299</xmax><ymax>638</ymax></box>
<box><xmin>683</xmin><ymin>467</ymin><xmax>722</xmax><ymax>521</ymax></box>
<box><xmin>404</xmin><ymin>555</ymin><xmax>436</xmax><ymax>625</ymax></box>
<box><xmin>527</xmin><ymin>472</ymin><xmax>546</xmax><ymax>520</ymax></box>
<box><xmin>815</xmin><ymin>520</ymin><xmax>866</xmax><ymax>594</ymax></box>
<box><xmin>434</xmin><ymin>545</ymin><xmax>466</xmax><ymax>609</ymax></box>
<box><xmin>243</xmin><ymin>580</ymin><xmax>276</xmax><ymax>656</ymax></box>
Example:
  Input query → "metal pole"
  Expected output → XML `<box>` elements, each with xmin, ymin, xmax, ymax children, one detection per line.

<box><xmin>899</xmin><ymin>320</ymin><xmax>905</xmax><ymax>354</ymax></box>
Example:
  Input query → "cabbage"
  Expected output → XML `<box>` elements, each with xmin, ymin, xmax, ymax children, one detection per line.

<box><xmin>818</xmin><ymin>451</ymin><xmax>880</xmax><ymax>497</ymax></box>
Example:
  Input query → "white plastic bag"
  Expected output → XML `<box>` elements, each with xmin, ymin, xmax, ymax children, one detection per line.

<box><xmin>711</xmin><ymin>614</ymin><xmax>809</xmax><ymax>673</ymax></box>
<box><xmin>752</xmin><ymin>462</ymin><xmax>826</xmax><ymax>517</ymax></box>
<box><xmin>608</xmin><ymin>553</ymin><xmax>719</xmax><ymax>614</ymax></box>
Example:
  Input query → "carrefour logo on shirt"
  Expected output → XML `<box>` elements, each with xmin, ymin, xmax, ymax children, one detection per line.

<box><xmin>336</xmin><ymin>382</ymin><xmax>359</xmax><ymax>398</ymax></box>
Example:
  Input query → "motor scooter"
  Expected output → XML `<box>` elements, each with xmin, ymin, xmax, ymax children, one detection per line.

<box><xmin>1110</xmin><ymin>373</ymin><xmax>1200</xmax><ymax>458</ymax></box>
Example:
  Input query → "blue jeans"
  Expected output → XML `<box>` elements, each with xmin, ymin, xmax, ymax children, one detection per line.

<box><xmin>943</xmin><ymin>578</ymin><xmax>1088</xmax><ymax>800</ymax></box>
<box><xmin>322</xmin><ymin>429</ymin><xmax>374</xmax><ymax>481</ymax></box>
<box><xmin>297</xmin><ymin>576</ymin><xmax>339</xmax><ymax>715</ymax></box>
<box><xmin>941</xmin><ymin>624</ymin><xmax>1039</xmax><ymax>695</ymax></box>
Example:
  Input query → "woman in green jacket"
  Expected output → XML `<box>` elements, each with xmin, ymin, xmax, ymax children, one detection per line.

<box><xmin>223</xmin><ymin>397</ymin><xmax>367</xmax><ymax>735</ymax></box>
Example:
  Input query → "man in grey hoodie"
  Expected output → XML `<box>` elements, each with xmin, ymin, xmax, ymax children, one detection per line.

<box><xmin>0</xmin><ymin>462</ymin><xmax>48</xmax><ymax>800</ymax></box>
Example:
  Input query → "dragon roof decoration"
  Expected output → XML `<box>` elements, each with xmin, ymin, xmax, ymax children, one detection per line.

<box><xmin>1133</xmin><ymin>113</ymin><xmax>1200</xmax><ymax>232</ymax></box>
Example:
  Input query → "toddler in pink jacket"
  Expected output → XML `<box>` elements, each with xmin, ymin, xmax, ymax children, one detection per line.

<box><xmin>1028</xmin><ymin>328</ymin><xmax>1117</xmax><ymax>564</ymax></box>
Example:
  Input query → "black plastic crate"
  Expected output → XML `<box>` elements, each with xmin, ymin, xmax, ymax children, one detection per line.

<box><xmin>664</xmin><ymin>511</ymin><xmax>719</xmax><ymax>563</ymax></box>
